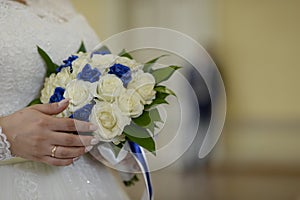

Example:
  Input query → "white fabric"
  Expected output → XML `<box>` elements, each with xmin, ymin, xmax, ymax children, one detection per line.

<box><xmin>0</xmin><ymin>0</ymin><xmax>129</xmax><ymax>199</ymax></box>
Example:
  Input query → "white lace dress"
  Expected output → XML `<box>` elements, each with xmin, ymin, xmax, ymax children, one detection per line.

<box><xmin>0</xmin><ymin>0</ymin><xmax>129</xmax><ymax>199</ymax></box>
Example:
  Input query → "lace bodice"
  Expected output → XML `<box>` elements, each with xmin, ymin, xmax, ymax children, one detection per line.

<box><xmin>0</xmin><ymin>0</ymin><xmax>99</xmax><ymax>117</ymax></box>
<box><xmin>0</xmin><ymin>3</ymin><xmax>132</xmax><ymax>200</ymax></box>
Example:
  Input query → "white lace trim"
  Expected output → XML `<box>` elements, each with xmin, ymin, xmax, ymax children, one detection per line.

<box><xmin>0</xmin><ymin>126</ymin><xmax>13</xmax><ymax>160</ymax></box>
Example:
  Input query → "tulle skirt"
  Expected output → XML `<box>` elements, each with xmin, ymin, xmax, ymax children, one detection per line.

<box><xmin>0</xmin><ymin>156</ymin><xmax>129</xmax><ymax>200</ymax></box>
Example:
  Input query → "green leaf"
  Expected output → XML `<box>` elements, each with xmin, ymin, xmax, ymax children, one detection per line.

<box><xmin>37</xmin><ymin>46</ymin><xmax>59</xmax><ymax>77</ymax></box>
<box><xmin>124</xmin><ymin>124</ymin><xmax>156</xmax><ymax>155</ymax></box>
<box><xmin>145</xmin><ymin>85</ymin><xmax>177</xmax><ymax>109</ymax></box>
<box><xmin>115</xmin><ymin>142</ymin><xmax>125</xmax><ymax>149</ymax></box>
<box><xmin>145</xmin><ymin>122</ymin><xmax>155</xmax><ymax>135</ymax></box>
<box><xmin>111</xmin><ymin>142</ymin><xmax>123</xmax><ymax>158</ymax></box>
<box><xmin>143</xmin><ymin>55</ymin><xmax>168</xmax><ymax>72</ymax></box>
<box><xmin>123</xmin><ymin>174</ymin><xmax>139</xmax><ymax>187</ymax></box>
<box><xmin>144</xmin><ymin>91</ymin><xmax>170</xmax><ymax>110</ymax></box>
<box><xmin>28</xmin><ymin>98</ymin><xmax>41</xmax><ymax>106</ymax></box>
<box><xmin>154</xmin><ymin>85</ymin><xmax>176</xmax><ymax>97</ymax></box>
<box><xmin>77</xmin><ymin>41</ymin><xmax>87</xmax><ymax>53</ymax></box>
<box><xmin>151</xmin><ymin>65</ymin><xmax>181</xmax><ymax>84</ymax></box>
<box><xmin>132</xmin><ymin>111</ymin><xmax>151</xmax><ymax>127</ymax></box>
<box><xmin>156</xmin><ymin>93</ymin><xmax>169</xmax><ymax>102</ymax></box>
<box><xmin>118</xmin><ymin>49</ymin><xmax>133</xmax><ymax>59</ymax></box>
<box><xmin>149</xmin><ymin>108</ymin><xmax>163</xmax><ymax>123</ymax></box>
<box><xmin>145</xmin><ymin>99</ymin><xmax>168</xmax><ymax>110</ymax></box>
<box><xmin>141</xmin><ymin>108</ymin><xmax>163</xmax><ymax>136</ymax></box>
<box><xmin>133</xmin><ymin>109</ymin><xmax>162</xmax><ymax>135</ymax></box>
<box><xmin>151</xmin><ymin>98</ymin><xmax>169</xmax><ymax>106</ymax></box>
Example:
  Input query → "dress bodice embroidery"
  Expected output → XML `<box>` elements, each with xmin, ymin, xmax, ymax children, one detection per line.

<box><xmin>0</xmin><ymin>0</ymin><xmax>99</xmax><ymax>117</ymax></box>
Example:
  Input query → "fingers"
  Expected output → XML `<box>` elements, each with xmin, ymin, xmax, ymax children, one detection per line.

<box><xmin>38</xmin><ymin>145</ymin><xmax>93</xmax><ymax>166</ymax></box>
<box><xmin>32</xmin><ymin>142</ymin><xmax>94</xmax><ymax>166</ymax></box>
<box><xmin>42</xmin><ymin>156</ymin><xmax>74</xmax><ymax>166</ymax></box>
<box><xmin>49</xmin><ymin>132</ymin><xmax>98</xmax><ymax>147</ymax></box>
<box><xmin>25</xmin><ymin>99</ymin><xmax>101</xmax><ymax>167</ymax></box>
<box><xmin>51</xmin><ymin>146</ymin><xmax>87</xmax><ymax>159</ymax></box>
<box><xmin>50</xmin><ymin>117</ymin><xmax>98</xmax><ymax>133</ymax></box>
<box><xmin>30</xmin><ymin>99</ymin><xmax>69</xmax><ymax>115</ymax></box>
<box><xmin>40</xmin><ymin>144</ymin><xmax>94</xmax><ymax>166</ymax></box>
<box><xmin>30</xmin><ymin>99</ymin><xmax>98</xmax><ymax>133</ymax></box>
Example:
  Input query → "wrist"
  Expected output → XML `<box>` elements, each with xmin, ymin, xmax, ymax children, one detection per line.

<box><xmin>0</xmin><ymin>115</ymin><xmax>15</xmax><ymax>144</ymax></box>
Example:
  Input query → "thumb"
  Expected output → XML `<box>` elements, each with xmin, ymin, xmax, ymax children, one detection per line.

<box><xmin>30</xmin><ymin>99</ymin><xmax>70</xmax><ymax>115</ymax></box>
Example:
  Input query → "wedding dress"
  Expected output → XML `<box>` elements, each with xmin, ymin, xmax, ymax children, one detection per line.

<box><xmin>0</xmin><ymin>0</ymin><xmax>130</xmax><ymax>199</ymax></box>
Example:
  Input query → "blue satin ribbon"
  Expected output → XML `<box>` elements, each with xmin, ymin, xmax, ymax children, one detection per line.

<box><xmin>128</xmin><ymin>141</ymin><xmax>153</xmax><ymax>200</ymax></box>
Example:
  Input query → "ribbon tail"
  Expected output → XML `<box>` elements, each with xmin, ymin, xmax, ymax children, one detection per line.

<box><xmin>128</xmin><ymin>141</ymin><xmax>153</xmax><ymax>200</ymax></box>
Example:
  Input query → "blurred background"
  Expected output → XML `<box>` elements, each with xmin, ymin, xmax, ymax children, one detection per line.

<box><xmin>71</xmin><ymin>0</ymin><xmax>300</xmax><ymax>199</ymax></box>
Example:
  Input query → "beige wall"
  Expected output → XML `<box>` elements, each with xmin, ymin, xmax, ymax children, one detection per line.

<box><xmin>217</xmin><ymin>0</ymin><xmax>300</xmax><ymax>120</ymax></box>
<box><xmin>71</xmin><ymin>0</ymin><xmax>130</xmax><ymax>39</ymax></box>
<box><xmin>71</xmin><ymin>0</ymin><xmax>300</xmax><ymax>169</ymax></box>
<box><xmin>71</xmin><ymin>0</ymin><xmax>217</xmax><ymax>47</ymax></box>
<box><xmin>213</xmin><ymin>0</ymin><xmax>300</xmax><ymax>168</ymax></box>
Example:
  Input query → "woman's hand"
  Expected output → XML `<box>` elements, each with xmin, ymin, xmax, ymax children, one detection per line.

<box><xmin>0</xmin><ymin>99</ymin><xmax>99</xmax><ymax>166</ymax></box>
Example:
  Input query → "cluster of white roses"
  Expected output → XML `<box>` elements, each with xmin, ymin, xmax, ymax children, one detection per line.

<box><xmin>40</xmin><ymin>52</ymin><xmax>156</xmax><ymax>143</ymax></box>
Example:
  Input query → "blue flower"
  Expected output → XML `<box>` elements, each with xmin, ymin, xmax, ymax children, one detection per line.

<box><xmin>77</xmin><ymin>64</ymin><xmax>101</xmax><ymax>83</ymax></box>
<box><xmin>108</xmin><ymin>63</ymin><xmax>132</xmax><ymax>87</ymax></box>
<box><xmin>49</xmin><ymin>87</ymin><xmax>65</xmax><ymax>103</ymax></box>
<box><xmin>56</xmin><ymin>55</ymin><xmax>78</xmax><ymax>73</ymax></box>
<box><xmin>72</xmin><ymin>103</ymin><xmax>95</xmax><ymax>122</ymax></box>
<box><xmin>90</xmin><ymin>50</ymin><xmax>111</xmax><ymax>58</ymax></box>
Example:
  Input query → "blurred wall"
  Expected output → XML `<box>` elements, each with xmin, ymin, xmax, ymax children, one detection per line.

<box><xmin>71</xmin><ymin>0</ymin><xmax>217</xmax><ymax>48</ymax></box>
<box><xmin>71</xmin><ymin>0</ymin><xmax>129</xmax><ymax>40</ymax></box>
<box><xmin>212</xmin><ymin>0</ymin><xmax>300</xmax><ymax>170</ymax></box>
<box><xmin>71</xmin><ymin>0</ymin><xmax>300</xmax><ymax>170</ymax></box>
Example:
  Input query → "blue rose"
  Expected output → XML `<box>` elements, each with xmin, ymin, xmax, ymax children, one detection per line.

<box><xmin>49</xmin><ymin>87</ymin><xmax>65</xmax><ymax>103</ymax></box>
<box><xmin>71</xmin><ymin>103</ymin><xmax>95</xmax><ymax>122</ymax></box>
<box><xmin>108</xmin><ymin>63</ymin><xmax>132</xmax><ymax>87</ymax></box>
<box><xmin>90</xmin><ymin>50</ymin><xmax>111</xmax><ymax>58</ymax></box>
<box><xmin>56</xmin><ymin>55</ymin><xmax>78</xmax><ymax>73</ymax></box>
<box><xmin>77</xmin><ymin>64</ymin><xmax>101</xmax><ymax>83</ymax></box>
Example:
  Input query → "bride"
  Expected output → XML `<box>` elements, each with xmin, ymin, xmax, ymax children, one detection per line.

<box><xmin>0</xmin><ymin>0</ymin><xmax>130</xmax><ymax>199</ymax></box>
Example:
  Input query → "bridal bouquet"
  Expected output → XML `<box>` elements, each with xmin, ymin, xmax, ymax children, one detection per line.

<box><xmin>31</xmin><ymin>43</ymin><xmax>180</xmax><ymax>199</ymax></box>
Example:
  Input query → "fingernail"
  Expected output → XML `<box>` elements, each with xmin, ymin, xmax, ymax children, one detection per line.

<box><xmin>90</xmin><ymin>138</ymin><xmax>100</xmax><ymax>145</ymax></box>
<box><xmin>73</xmin><ymin>157</ymin><xmax>80</xmax><ymax>162</ymax></box>
<box><xmin>58</xmin><ymin>99</ymin><xmax>69</xmax><ymax>108</ymax></box>
<box><xmin>89</xmin><ymin>124</ymin><xmax>98</xmax><ymax>132</ymax></box>
<box><xmin>85</xmin><ymin>146</ymin><xmax>93</xmax><ymax>153</ymax></box>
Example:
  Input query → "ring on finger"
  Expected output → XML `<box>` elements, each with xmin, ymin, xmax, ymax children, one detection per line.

<box><xmin>51</xmin><ymin>145</ymin><xmax>58</xmax><ymax>158</ymax></box>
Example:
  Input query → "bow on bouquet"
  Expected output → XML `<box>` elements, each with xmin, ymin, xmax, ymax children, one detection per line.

<box><xmin>30</xmin><ymin>43</ymin><xmax>180</xmax><ymax>200</ymax></box>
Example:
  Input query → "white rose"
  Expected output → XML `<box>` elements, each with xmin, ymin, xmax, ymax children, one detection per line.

<box><xmin>72</xmin><ymin>52</ymin><xmax>91</xmax><ymax>77</ymax></box>
<box><xmin>128</xmin><ymin>71</ymin><xmax>156</xmax><ymax>104</ymax></box>
<box><xmin>96</xmin><ymin>74</ymin><xmax>124</xmax><ymax>102</ymax></box>
<box><xmin>54</xmin><ymin>67</ymin><xmax>74</xmax><ymax>87</ymax></box>
<box><xmin>40</xmin><ymin>73</ymin><xmax>56</xmax><ymax>104</ymax></box>
<box><xmin>118</xmin><ymin>89</ymin><xmax>144</xmax><ymax>118</ymax></box>
<box><xmin>64</xmin><ymin>80</ymin><xmax>95</xmax><ymax>112</ymax></box>
<box><xmin>90</xmin><ymin>101</ymin><xmax>131</xmax><ymax>141</ymax></box>
<box><xmin>40</xmin><ymin>68</ymin><xmax>74</xmax><ymax>104</ymax></box>
<box><xmin>91</xmin><ymin>54</ymin><xmax>118</xmax><ymax>73</ymax></box>
<box><xmin>116</xmin><ymin>56</ymin><xmax>142</xmax><ymax>71</ymax></box>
